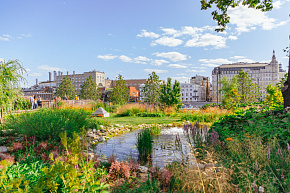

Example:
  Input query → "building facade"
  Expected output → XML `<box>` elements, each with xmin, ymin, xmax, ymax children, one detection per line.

<box><xmin>212</xmin><ymin>51</ymin><xmax>286</xmax><ymax>102</ymax></box>
<box><xmin>180</xmin><ymin>83</ymin><xmax>206</xmax><ymax>102</ymax></box>
<box><xmin>110</xmin><ymin>79</ymin><xmax>147</xmax><ymax>91</ymax></box>
<box><xmin>55</xmin><ymin>70</ymin><xmax>105</xmax><ymax>91</ymax></box>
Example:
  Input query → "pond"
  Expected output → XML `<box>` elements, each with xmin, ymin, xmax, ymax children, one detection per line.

<box><xmin>95</xmin><ymin>127</ymin><xmax>192</xmax><ymax>168</ymax></box>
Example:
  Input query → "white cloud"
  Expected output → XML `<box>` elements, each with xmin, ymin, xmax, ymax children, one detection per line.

<box><xmin>191</xmin><ymin>66</ymin><xmax>208</xmax><ymax>69</ymax></box>
<box><xmin>228</xmin><ymin>35</ymin><xmax>238</xmax><ymax>40</ymax></box>
<box><xmin>137</xmin><ymin>30</ymin><xmax>160</xmax><ymax>38</ymax></box>
<box><xmin>97</xmin><ymin>54</ymin><xmax>118</xmax><ymax>61</ymax></box>
<box><xmin>3</xmin><ymin>34</ymin><xmax>12</xmax><ymax>38</ymax></box>
<box><xmin>153</xmin><ymin>52</ymin><xmax>188</xmax><ymax>62</ymax></box>
<box><xmin>38</xmin><ymin>65</ymin><xmax>66</xmax><ymax>72</ymax></box>
<box><xmin>119</xmin><ymin>55</ymin><xmax>132</xmax><ymax>63</ymax></box>
<box><xmin>134</xmin><ymin>56</ymin><xmax>151</xmax><ymax>64</ymax></box>
<box><xmin>161</xmin><ymin>26</ymin><xmax>205</xmax><ymax>37</ymax></box>
<box><xmin>21</xmin><ymin>33</ymin><xmax>32</xmax><ymax>37</ymax></box>
<box><xmin>161</xmin><ymin>28</ymin><xmax>178</xmax><ymax>35</ymax></box>
<box><xmin>199</xmin><ymin>58</ymin><xmax>232</xmax><ymax>67</ymax></box>
<box><xmin>228</xmin><ymin>5</ymin><xmax>288</xmax><ymax>33</ymax></box>
<box><xmin>29</xmin><ymin>73</ymin><xmax>42</xmax><ymax>77</ymax></box>
<box><xmin>0</xmin><ymin>36</ymin><xmax>9</xmax><ymax>41</ymax></box>
<box><xmin>236</xmin><ymin>58</ymin><xmax>255</xmax><ymax>63</ymax></box>
<box><xmin>168</xmin><ymin>64</ymin><xmax>187</xmax><ymax>68</ymax></box>
<box><xmin>230</xmin><ymin>56</ymin><xmax>245</xmax><ymax>59</ymax></box>
<box><xmin>273</xmin><ymin>0</ymin><xmax>289</xmax><ymax>9</ymax></box>
<box><xmin>151</xmin><ymin>36</ymin><xmax>183</xmax><ymax>47</ymax></box>
<box><xmin>171</xmin><ymin>76</ymin><xmax>190</xmax><ymax>83</ymax></box>
<box><xmin>25</xmin><ymin>68</ymin><xmax>31</xmax><ymax>72</ymax></box>
<box><xmin>151</xmin><ymin>59</ymin><xmax>169</xmax><ymax>66</ymax></box>
<box><xmin>186</xmin><ymin>69</ymin><xmax>206</xmax><ymax>72</ymax></box>
<box><xmin>144</xmin><ymin>69</ymin><xmax>168</xmax><ymax>73</ymax></box>
<box><xmin>185</xmin><ymin>33</ymin><xmax>226</xmax><ymax>49</ymax></box>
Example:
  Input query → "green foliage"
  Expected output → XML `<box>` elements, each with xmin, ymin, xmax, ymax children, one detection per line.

<box><xmin>143</xmin><ymin>72</ymin><xmax>162</xmax><ymax>105</ymax></box>
<box><xmin>159</xmin><ymin>78</ymin><xmax>182</xmax><ymax>110</ymax></box>
<box><xmin>136</xmin><ymin>112</ymin><xmax>163</xmax><ymax>117</ymax></box>
<box><xmin>200</xmin><ymin>0</ymin><xmax>273</xmax><ymax>32</ymax></box>
<box><xmin>110</xmin><ymin>75</ymin><xmax>129</xmax><ymax>105</ymax></box>
<box><xmin>265</xmin><ymin>84</ymin><xmax>283</xmax><ymax>107</ymax></box>
<box><xmin>210</xmin><ymin>106</ymin><xmax>290</xmax><ymax>146</ymax></box>
<box><xmin>17</xmin><ymin>96</ymin><xmax>30</xmax><ymax>110</ymax></box>
<box><xmin>2</xmin><ymin>108</ymin><xmax>96</xmax><ymax>141</ymax></box>
<box><xmin>55</xmin><ymin>76</ymin><xmax>77</xmax><ymax>100</ymax></box>
<box><xmin>136</xmin><ymin>128</ymin><xmax>153</xmax><ymax>165</ymax></box>
<box><xmin>181</xmin><ymin>111</ymin><xmax>224</xmax><ymax>123</ymax></box>
<box><xmin>80</xmin><ymin>75</ymin><xmax>101</xmax><ymax>101</ymax></box>
<box><xmin>0</xmin><ymin>59</ymin><xmax>27</xmax><ymax>112</ymax></box>
<box><xmin>277</xmin><ymin>73</ymin><xmax>288</xmax><ymax>90</ymax></box>
<box><xmin>112</xmin><ymin>179</ymin><xmax>161</xmax><ymax>193</ymax></box>
<box><xmin>219</xmin><ymin>70</ymin><xmax>261</xmax><ymax>106</ymax></box>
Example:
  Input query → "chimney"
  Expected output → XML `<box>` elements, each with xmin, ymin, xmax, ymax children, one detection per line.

<box><xmin>36</xmin><ymin>78</ymin><xmax>39</xmax><ymax>86</ymax></box>
<box><xmin>67</xmin><ymin>71</ymin><xmax>69</xmax><ymax>75</ymax></box>
<box><xmin>49</xmin><ymin>72</ymin><xmax>52</xmax><ymax>82</ymax></box>
<box><xmin>61</xmin><ymin>72</ymin><xmax>63</xmax><ymax>77</ymax></box>
<box><xmin>73</xmin><ymin>71</ymin><xmax>75</xmax><ymax>75</ymax></box>
<box><xmin>58</xmin><ymin>71</ymin><xmax>60</xmax><ymax>76</ymax></box>
<box><xmin>53</xmin><ymin>71</ymin><xmax>57</xmax><ymax>80</ymax></box>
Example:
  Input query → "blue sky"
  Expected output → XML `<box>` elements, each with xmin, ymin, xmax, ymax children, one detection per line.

<box><xmin>0</xmin><ymin>0</ymin><xmax>289</xmax><ymax>86</ymax></box>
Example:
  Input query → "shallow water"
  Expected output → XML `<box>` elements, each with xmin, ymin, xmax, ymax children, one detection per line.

<box><xmin>95</xmin><ymin>127</ymin><xmax>191</xmax><ymax>168</ymax></box>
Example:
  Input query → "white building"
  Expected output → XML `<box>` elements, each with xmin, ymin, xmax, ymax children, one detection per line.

<box><xmin>180</xmin><ymin>83</ymin><xmax>206</xmax><ymax>102</ymax></box>
<box><xmin>56</xmin><ymin>70</ymin><xmax>105</xmax><ymax>91</ymax></box>
<box><xmin>212</xmin><ymin>51</ymin><xmax>286</xmax><ymax>102</ymax></box>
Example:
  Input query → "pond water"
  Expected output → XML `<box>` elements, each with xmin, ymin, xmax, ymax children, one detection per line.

<box><xmin>95</xmin><ymin>127</ymin><xmax>192</xmax><ymax>168</ymax></box>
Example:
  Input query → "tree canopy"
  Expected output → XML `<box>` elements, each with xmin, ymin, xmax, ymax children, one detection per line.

<box><xmin>159</xmin><ymin>78</ymin><xmax>182</xmax><ymax>110</ymax></box>
<box><xmin>143</xmin><ymin>72</ymin><xmax>162</xmax><ymax>105</ymax></box>
<box><xmin>110</xmin><ymin>74</ymin><xmax>129</xmax><ymax>105</ymax></box>
<box><xmin>0</xmin><ymin>59</ymin><xmax>26</xmax><ymax>111</ymax></box>
<box><xmin>200</xmin><ymin>0</ymin><xmax>273</xmax><ymax>31</ymax></box>
<box><xmin>80</xmin><ymin>76</ymin><xmax>101</xmax><ymax>101</ymax></box>
<box><xmin>55</xmin><ymin>76</ymin><xmax>77</xmax><ymax>100</ymax></box>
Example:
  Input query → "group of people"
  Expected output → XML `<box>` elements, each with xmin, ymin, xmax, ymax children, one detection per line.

<box><xmin>30</xmin><ymin>95</ymin><xmax>42</xmax><ymax>109</ymax></box>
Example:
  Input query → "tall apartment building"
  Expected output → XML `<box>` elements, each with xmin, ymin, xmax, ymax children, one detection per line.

<box><xmin>55</xmin><ymin>70</ymin><xmax>105</xmax><ymax>91</ymax></box>
<box><xmin>190</xmin><ymin>75</ymin><xmax>211</xmax><ymax>101</ymax></box>
<box><xmin>212</xmin><ymin>51</ymin><xmax>286</xmax><ymax>102</ymax></box>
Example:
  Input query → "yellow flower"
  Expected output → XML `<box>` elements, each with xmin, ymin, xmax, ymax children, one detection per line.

<box><xmin>225</xmin><ymin>137</ymin><xmax>233</xmax><ymax>141</ymax></box>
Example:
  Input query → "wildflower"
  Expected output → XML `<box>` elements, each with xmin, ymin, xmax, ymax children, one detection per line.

<box><xmin>253</xmin><ymin>181</ymin><xmax>258</xmax><ymax>193</ymax></box>
<box><xmin>255</xmin><ymin>161</ymin><xmax>259</xmax><ymax>170</ymax></box>
<box><xmin>259</xmin><ymin>185</ymin><xmax>264</xmax><ymax>193</ymax></box>
<box><xmin>267</xmin><ymin>148</ymin><xmax>270</xmax><ymax>160</ymax></box>
<box><xmin>287</xmin><ymin>143</ymin><xmax>290</xmax><ymax>153</ymax></box>
<box><xmin>278</xmin><ymin>148</ymin><xmax>283</xmax><ymax>160</ymax></box>
<box><xmin>225</xmin><ymin>137</ymin><xmax>233</xmax><ymax>141</ymax></box>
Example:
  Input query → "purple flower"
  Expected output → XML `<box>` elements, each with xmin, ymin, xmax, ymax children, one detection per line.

<box><xmin>278</xmin><ymin>148</ymin><xmax>283</xmax><ymax>160</ymax></box>
<box><xmin>255</xmin><ymin>161</ymin><xmax>259</xmax><ymax>170</ymax></box>
<box><xmin>253</xmin><ymin>181</ymin><xmax>258</xmax><ymax>193</ymax></box>
<box><xmin>267</xmin><ymin>148</ymin><xmax>270</xmax><ymax>160</ymax></box>
<box><xmin>287</xmin><ymin>143</ymin><xmax>290</xmax><ymax>153</ymax></box>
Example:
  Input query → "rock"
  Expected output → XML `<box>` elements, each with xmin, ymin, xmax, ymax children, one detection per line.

<box><xmin>138</xmin><ymin>166</ymin><xmax>148</xmax><ymax>173</ymax></box>
<box><xmin>100</xmin><ymin>125</ymin><xmax>104</xmax><ymax>129</ymax></box>
<box><xmin>93</xmin><ymin>129</ymin><xmax>97</xmax><ymax>133</ymax></box>
<box><xmin>98</xmin><ymin>136</ymin><xmax>105</xmax><ymax>142</ymax></box>
<box><xmin>0</xmin><ymin>146</ymin><xmax>8</xmax><ymax>153</ymax></box>
<box><xmin>115</xmin><ymin>124</ymin><xmax>120</xmax><ymax>127</ymax></box>
<box><xmin>100</xmin><ymin>129</ymin><xmax>106</xmax><ymax>133</ymax></box>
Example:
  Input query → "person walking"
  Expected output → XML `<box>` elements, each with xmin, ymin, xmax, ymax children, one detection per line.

<box><xmin>30</xmin><ymin>95</ymin><xmax>34</xmax><ymax>109</ymax></box>
<box><xmin>34</xmin><ymin>95</ymin><xmax>38</xmax><ymax>109</ymax></box>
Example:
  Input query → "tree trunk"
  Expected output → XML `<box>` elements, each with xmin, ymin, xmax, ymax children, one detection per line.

<box><xmin>282</xmin><ymin>48</ymin><xmax>290</xmax><ymax>109</ymax></box>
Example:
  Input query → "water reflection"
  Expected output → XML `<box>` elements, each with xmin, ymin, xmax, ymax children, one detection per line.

<box><xmin>95</xmin><ymin>127</ymin><xmax>191</xmax><ymax>168</ymax></box>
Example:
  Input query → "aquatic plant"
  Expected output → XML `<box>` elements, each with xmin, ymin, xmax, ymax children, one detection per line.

<box><xmin>136</xmin><ymin>128</ymin><xmax>153</xmax><ymax>165</ymax></box>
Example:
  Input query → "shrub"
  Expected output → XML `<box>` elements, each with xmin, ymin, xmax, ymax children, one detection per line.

<box><xmin>2</xmin><ymin>108</ymin><xmax>94</xmax><ymax>141</ymax></box>
<box><xmin>117</xmin><ymin>103</ymin><xmax>158</xmax><ymax>117</ymax></box>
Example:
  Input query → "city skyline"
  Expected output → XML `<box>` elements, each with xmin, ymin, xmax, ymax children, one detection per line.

<box><xmin>0</xmin><ymin>0</ymin><xmax>289</xmax><ymax>87</ymax></box>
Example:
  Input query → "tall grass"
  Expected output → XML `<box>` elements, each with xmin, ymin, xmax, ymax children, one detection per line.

<box><xmin>136</xmin><ymin>128</ymin><xmax>153</xmax><ymax>165</ymax></box>
<box><xmin>2</xmin><ymin>108</ymin><xmax>100</xmax><ymax>141</ymax></box>
<box><xmin>180</xmin><ymin>108</ymin><xmax>231</xmax><ymax>123</ymax></box>
<box><xmin>117</xmin><ymin>103</ymin><xmax>159</xmax><ymax>117</ymax></box>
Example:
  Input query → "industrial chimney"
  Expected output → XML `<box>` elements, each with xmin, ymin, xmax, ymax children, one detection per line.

<box><xmin>36</xmin><ymin>78</ymin><xmax>39</xmax><ymax>86</ymax></box>
<box><xmin>49</xmin><ymin>72</ymin><xmax>52</xmax><ymax>82</ymax></box>
<box><xmin>67</xmin><ymin>71</ymin><xmax>69</xmax><ymax>75</ymax></box>
<box><xmin>53</xmin><ymin>71</ymin><xmax>57</xmax><ymax>81</ymax></box>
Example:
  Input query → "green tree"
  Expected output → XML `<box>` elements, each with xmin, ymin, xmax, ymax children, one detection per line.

<box><xmin>55</xmin><ymin>76</ymin><xmax>76</xmax><ymax>100</ymax></box>
<box><xmin>0</xmin><ymin>59</ymin><xmax>27</xmax><ymax>123</ymax></box>
<box><xmin>110</xmin><ymin>74</ymin><xmax>129</xmax><ymax>105</ymax></box>
<box><xmin>219</xmin><ymin>76</ymin><xmax>240</xmax><ymax>106</ymax></box>
<box><xmin>143</xmin><ymin>72</ymin><xmax>162</xmax><ymax>105</ymax></box>
<box><xmin>159</xmin><ymin>78</ymin><xmax>182</xmax><ymax>110</ymax></box>
<box><xmin>200</xmin><ymin>0</ymin><xmax>273</xmax><ymax>31</ymax></box>
<box><xmin>219</xmin><ymin>70</ymin><xmax>260</xmax><ymax>105</ymax></box>
<box><xmin>265</xmin><ymin>84</ymin><xmax>283</xmax><ymax>107</ymax></box>
<box><xmin>80</xmin><ymin>76</ymin><xmax>101</xmax><ymax>101</ymax></box>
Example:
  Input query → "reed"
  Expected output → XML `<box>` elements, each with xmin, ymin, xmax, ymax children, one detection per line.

<box><xmin>136</xmin><ymin>128</ymin><xmax>153</xmax><ymax>165</ymax></box>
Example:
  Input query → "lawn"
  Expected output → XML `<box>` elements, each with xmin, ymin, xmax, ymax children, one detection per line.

<box><xmin>96</xmin><ymin>113</ymin><xmax>182</xmax><ymax>125</ymax></box>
